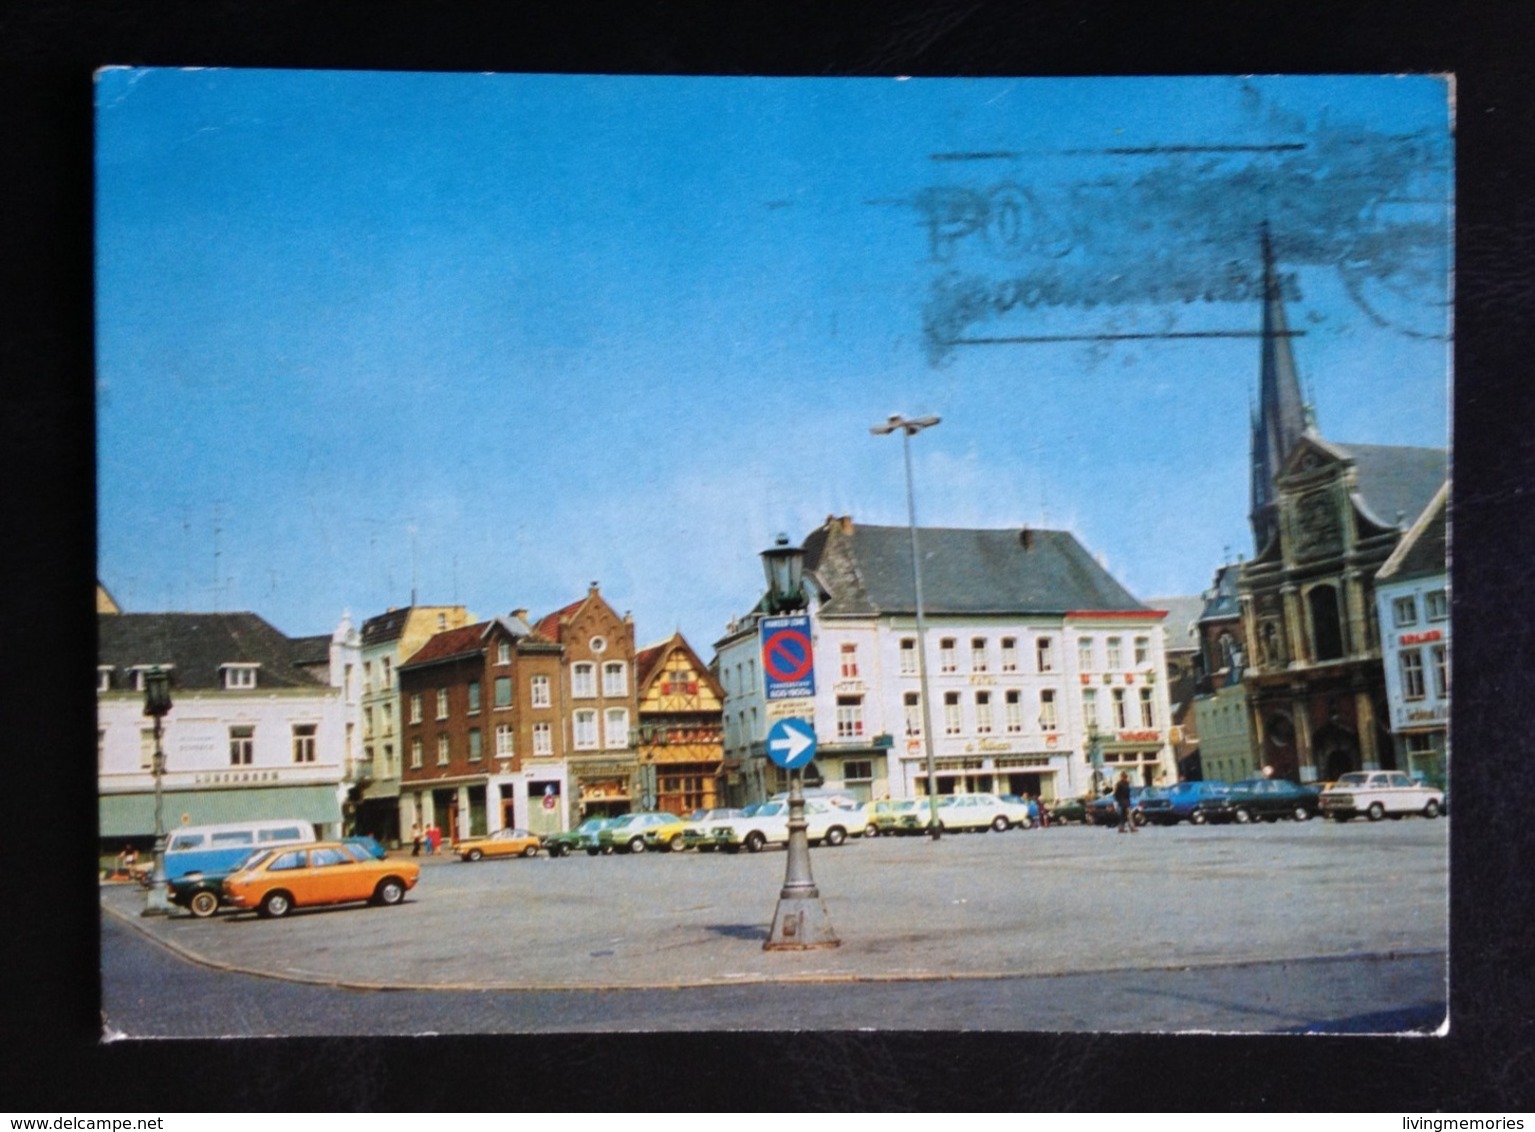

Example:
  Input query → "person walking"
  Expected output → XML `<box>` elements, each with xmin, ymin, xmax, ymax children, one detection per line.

<box><xmin>426</xmin><ymin>822</ymin><xmax>441</xmax><ymax>855</ymax></box>
<box><xmin>410</xmin><ymin>822</ymin><xmax>422</xmax><ymax>857</ymax></box>
<box><xmin>1114</xmin><ymin>771</ymin><xmax>1137</xmax><ymax>833</ymax></box>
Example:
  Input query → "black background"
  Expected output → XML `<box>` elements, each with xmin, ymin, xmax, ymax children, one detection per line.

<box><xmin>3</xmin><ymin>0</ymin><xmax>1532</xmax><ymax>1113</ymax></box>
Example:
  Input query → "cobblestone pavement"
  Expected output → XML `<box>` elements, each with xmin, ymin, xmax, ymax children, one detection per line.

<box><xmin>101</xmin><ymin>817</ymin><xmax>1447</xmax><ymax>1022</ymax></box>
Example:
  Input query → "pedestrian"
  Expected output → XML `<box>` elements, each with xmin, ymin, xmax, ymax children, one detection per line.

<box><xmin>1114</xmin><ymin>771</ymin><xmax>1137</xmax><ymax>833</ymax></box>
<box><xmin>410</xmin><ymin>822</ymin><xmax>422</xmax><ymax>857</ymax></box>
<box><xmin>116</xmin><ymin>844</ymin><xmax>138</xmax><ymax>878</ymax></box>
<box><xmin>1036</xmin><ymin>795</ymin><xmax>1049</xmax><ymax>829</ymax></box>
<box><xmin>1025</xmin><ymin>794</ymin><xmax>1040</xmax><ymax>829</ymax></box>
<box><xmin>427</xmin><ymin>822</ymin><xmax>441</xmax><ymax>855</ymax></box>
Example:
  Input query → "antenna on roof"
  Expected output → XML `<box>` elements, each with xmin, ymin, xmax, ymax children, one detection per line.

<box><xmin>212</xmin><ymin>500</ymin><xmax>225</xmax><ymax>612</ymax></box>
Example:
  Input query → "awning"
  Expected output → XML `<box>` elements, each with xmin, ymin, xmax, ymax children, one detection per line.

<box><xmin>98</xmin><ymin>784</ymin><xmax>343</xmax><ymax>837</ymax></box>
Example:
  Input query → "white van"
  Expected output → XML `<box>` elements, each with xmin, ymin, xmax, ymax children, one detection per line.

<box><xmin>162</xmin><ymin>819</ymin><xmax>316</xmax><ymax>880</ymax></box>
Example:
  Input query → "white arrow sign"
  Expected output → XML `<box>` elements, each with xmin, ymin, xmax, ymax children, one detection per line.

<box><xmin>766</xmin><ymin>717</ymin><xmax>817</xmax><ymax>770</ymax></box>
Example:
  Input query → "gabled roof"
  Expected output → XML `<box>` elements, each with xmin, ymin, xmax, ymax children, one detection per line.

<box><xmin>397</xmin><ymin>616</ymin><xmax>534</xmax><ymax>670</ymax></box>
<box><xmin>635</xmin><ymin>632</ymin><xmax>725</xmax><ymax>699</ymax></box>
<box><xmin>361</xmin><ymin>607</ymin><xmax>412</xmax><ymax>647</ymax></box>
<box><xmin>532</xmin><ymin>598</ymin><xmax>585</xmax><ymax>642</ymax></box>
<box><xmin>1338</xmin><ymin>443</ymin><xmax>1448</xmax><ymax>532</ymax></box>
<box><xmin>802</xmin><ymin>520</ymin><xmax>1145</xmax><ymax>617</ymax></box>
<box><xmin>97</xmin><ymin>612</ymin><xmax>324</xmax><ymax>691</ymax></box>
<box><xmin>1198</xmin><ymin>563</ymin><xmax>1243</xmax><ymax>623</ymax></box>
<box><xmin>1378</xmin><ymin>481</ymin><xmax>1449</xmax><ymax>583</ymax></box>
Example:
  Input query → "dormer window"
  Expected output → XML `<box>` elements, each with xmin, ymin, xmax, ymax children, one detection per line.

<box><xmin>222</xmin><ymin>664</ymin><xmax>259</xmax><ymax>690</ymax></box>
<box><xmin>128</xmin><ymin>665</ymin><xmax>173</xmax><ymax>693</ymax></box>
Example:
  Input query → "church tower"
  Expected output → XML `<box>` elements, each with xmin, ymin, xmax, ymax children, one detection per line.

<box><xmin>1248</xmin><ymin>223</ymin><xmax>1309</xmax><ymax>554</ymax></box>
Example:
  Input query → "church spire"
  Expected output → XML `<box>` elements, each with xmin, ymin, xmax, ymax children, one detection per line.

<box><xmin>1249</xmin><ymin>222</ymin><xmax>1308</xmax><ymax>552</ymax></box>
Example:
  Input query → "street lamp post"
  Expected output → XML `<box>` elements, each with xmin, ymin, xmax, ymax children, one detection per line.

<box><xmin>1086</xmin><ymin>720</ymin><xmax>1104</xmax><ymax>798</ymax></box>
<box><xmin>760</xmin><ymin>535</ymin><xmax>839</xmax><ymax>950</ymax></box>
<box><xmin>870</xmin><ymin>413</ymin><xmax>944</xmax><ymax>840</ymax></box>
<box><xmin>141</xmin><ymin>666</ymin><xmax>174</xmax><ymax>916</ymax></box>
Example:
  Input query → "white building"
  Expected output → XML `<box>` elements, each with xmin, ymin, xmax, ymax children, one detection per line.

<box><xmin>1374</xmin><ymin>482</ymin><xmax>1449</xmax><ymax>788</ymax></box>
<box><xmin>97</xmin><ymin>610</ymin><xmax>361</xmax><ymax>849</ymax></box>
<box><xmin>716</xmin><ymin>517</ymin><xmax>1176</xmax><ymax>805</ymax></box>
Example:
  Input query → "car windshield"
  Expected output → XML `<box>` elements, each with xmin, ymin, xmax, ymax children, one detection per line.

<box><xmin>233</xmin><ymin>848</ymin><xmax>275</xmax><ymax>873</ymax></box>
<box><xmin>1337</xmin><ymin>773</ymin><xmax>1370</xmax><ymax>786</ymax></box>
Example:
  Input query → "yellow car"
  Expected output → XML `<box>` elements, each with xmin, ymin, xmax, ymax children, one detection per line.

<box><xmin>222</xmin><ymin>842</ymin><xmax>420</xmax><ymax>918</ymax></box>
<box><xmin>456</xmin><ymin>827</ymin><xmax>542</xmax><ymax>861</ymax></box>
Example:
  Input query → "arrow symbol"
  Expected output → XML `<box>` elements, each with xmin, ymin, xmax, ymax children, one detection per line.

<box><xmin>770</xmin><ymin>725</ymin><xmax>813</xmax><ymax>763</ymax></box>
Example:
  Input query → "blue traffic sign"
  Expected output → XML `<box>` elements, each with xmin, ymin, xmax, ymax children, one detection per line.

<box><xmin>766</xmin><ymin>717</ymin><xmax>817</xmax><ymax>770</ymax></box>
<box><xmin>760</xmin><ymin>615</ymin><xmax>816</xmax><ymax>701</ymax></box>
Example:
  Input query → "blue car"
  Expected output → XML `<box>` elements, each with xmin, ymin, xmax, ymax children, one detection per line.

<box><xmin>1140</xmin><ymin>781</ymin><xmax>1230</xmax><ymax>825</ymax></box>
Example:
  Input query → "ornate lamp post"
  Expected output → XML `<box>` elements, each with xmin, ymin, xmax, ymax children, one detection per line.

<box><xmin>761</xmin><ymin>535</ymin><xmax>839</xmax><ymax>950</ymax></box>
<box><xmin>1086</xmin><ymin>720</ymin><xmax>1104</xmax><ymax>798</ymax></box>
<box><xmin>141</xmin><ymin>665</ymin><xmax>174</xmax><ymax>916</ymax></box>
<box><xmin>870</xmin><ymin>413</ymin><xmax>944</xmax><ymax>839</ymax></box>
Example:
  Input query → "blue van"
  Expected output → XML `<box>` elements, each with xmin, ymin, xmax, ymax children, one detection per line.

<box><xmin>162</xmin><ymin>820</ymin><xmax>315</xmax><ymax>880</ymax></box>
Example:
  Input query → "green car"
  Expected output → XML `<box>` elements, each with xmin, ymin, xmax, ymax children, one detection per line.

<box><xmin>542</xmin><ymin>817</ymin><xmax>614</xmax><ymax>858</ymax></box>
<box><xmin>1049</xmin><ymin>796</ymin><xmax>1092</xmax><ymax>824</ymax></box>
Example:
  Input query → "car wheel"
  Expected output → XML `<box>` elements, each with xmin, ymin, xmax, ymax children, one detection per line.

<box><xmin>1132</xmin><ymin>811</ymin><xmax>1148</xmax><ymax>828</ymax></box>
<box><xmin>188</xmin><ymin>890</ymin><xmax>220</xmax><ymax>918</ymax></box>
<box><xmin>745</xmin><ymin>831</ymin><xmax>766</xmax><ymax>853</ymax></box>
<box><xmin>259</xmin><ymin>890</ymin><xmax>292</xmax><ymax>919</ymax></box>
<box><xmin>1366</xmin><ymin>802</ymin><xmax>1385</xmax><ymax>822</ymax></box>
<box><xmin>825</xmin><ymin>826</ymin><xmax>847</xmax><ymax>847</ymax></box>
<box><xmin>628</xmin><ymin>837</ymin><xmax>646</xmax><ymax>854</ymax></box>
<box><xmin>864</xmin><ymin>825</ymin><xmax>880</xmax><ymax>838</ymax></box>
<box><xmin>668</xmin><ymin>835</ymin><xmax>687</xmax><ymax>852</ymax></box>
<box><xmin>373</xmin><ymin>877</ymin><xmax>406</xmax><ymax>906</ymax></box>
<box><xmin>522</xmin><ymin>845</ymin><xmax>538</xmax><ymax>858</ymax></box>
<box><xmin>1423</xmin><ymin>800</ymin><xmax>1441</xmax><ymax>819</ymax></box>
<box><xmin>991</xmin><ymin>816</ymin><xmax>1010</xmax><ymax>833</ymax></box>
<box><xmin>1293</xmin><ymin>806</ymin><xmax>1311</xmax><ymax>821</ymax></box>
<box><xmin>1189</xmin><ymin>811</ymin><xmax>1207</xmax><ymax>826</ymax></box>
<box><xmin>548</xmin><ymin>844</ymin><xmax>565</xmax><ymax>858</ymax></box>
<box><xmin>1333</xmin><ymin>813</ymin><xmax>1351</xmax><ymax>823</ymax></box>
<box><xmin>585</xmin><ymin>848</ymin><xmax>600</xmax><ymax>856</ymax></box>
<box><xmin>601</xmin><ymin>846</ymin><xmax>615</xmax><ymax>855</ymax></box>
<box><xmin>1233</xmin><ymin>808</ymin><xmax>1252</xmax><ymax>825</ymax></box>
<box><xmin>467</xmin><ymin>849</ymin><xmax>484</xmax><ymax>862</ymax></box>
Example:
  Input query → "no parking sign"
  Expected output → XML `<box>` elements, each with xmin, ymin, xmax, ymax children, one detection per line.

<box><xmin>760</xmin><ymin>615</ymin><xmax>815</xmax><ymax>701</ymax></box>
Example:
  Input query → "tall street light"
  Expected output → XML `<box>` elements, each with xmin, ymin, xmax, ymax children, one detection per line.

<box><xmin>870</xmin><ymin>413</ymin><xmax>944</xmax><ymax>840</ymax></box>
<box><xmin>141</xmin><ymin>665</ymin><xmax>174</xmax><ymax>916</ymax></box>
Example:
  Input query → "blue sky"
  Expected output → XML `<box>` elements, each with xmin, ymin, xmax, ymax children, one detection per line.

<box><xmin>96</xmin><ymin>71</ymin><xmax>1452</xmax><ymax>651</ymax></box>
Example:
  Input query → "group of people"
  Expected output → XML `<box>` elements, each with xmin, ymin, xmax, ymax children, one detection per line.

<box><xmin>409</xmin><ymin>822</ymin><xmax>442</xmax><ymax>856</ymax></box>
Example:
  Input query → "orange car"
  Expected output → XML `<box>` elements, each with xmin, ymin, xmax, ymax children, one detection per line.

<box><xmin>222</xmin><ymin>841</ymin><xmax>420</xmax><ymax>918</ymax></box>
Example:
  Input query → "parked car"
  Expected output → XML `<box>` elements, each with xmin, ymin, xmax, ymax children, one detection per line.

<box><xmin>170</xmin><ymin>840</ymin><xmax>382</xmax><ymax>918</ymax></box>
<box><xmin>1319</xmin><ymin>771</ymin><xmax>1445</xmax><ymax>822</ymax></box>
<box><xmin>1049</xmin><ymin>796</ymin><xmax>1092</xmax><ymax>825</ymax></box>
<box><xmin>996</xmin><ymin>794</ymin><xmax>1038</xmax><ymax>828</ymax></box>
<box><xmin>680</xmin><ymin>808</ymin><xmax>747</xmax><ymax>850</ymax></box>
<box><xmin>710</xmin><ymin>798</ymin><xmax>867</xmax><ymax>852</ymax></box>
<box><xmin>1086</xmin><ymin>787</ymin><xmax>1150</xmax><ymax>827</ymax></box>
<box><xmin>1192</xmin><ymin>778</ymin><xmax>1321</xmax><ymax>824</ymax></box>
<box><xmin>597</xmin><ymin>812</ymin><xmax>689</xmax><ymax>854</ymax></box>
<box><xmin>456</xmin><ymin>827</ymin><xmax>541</xmax><ymax>861</ymax></box>
<box><xmin>221</xmin><ymin>842</ymin><xmax>420</xmax><ymax>919</ymax></box>
<box><xmin>342</xmin><ymin>835</ymin><xmax>389</xmax><ymax>860</ymax></box>
<box><xmin>1139</xmin><ymin>781</ymin><xmax>1230</xmax><ymax>826</ymax></box>
<box><xmin>869</xmin><ymin>798</ymin><xmax>930</xmax><ymax>835</ymax></box>
<box><xmin>542</xmin><ymin>817</ymin><xmax>615</xmax><ymax>858</ymax></box>
<box><xmin>162</xmin><ymin>819</ymin><xmax>316</xmax><ymax>883</ymax></box>
<box><xmin>934</xmin><ymin>793</ymin><xmax>1029</xmax><ymax>832</ymax></box>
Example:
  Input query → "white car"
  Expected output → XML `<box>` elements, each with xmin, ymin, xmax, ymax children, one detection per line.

<box><xmin>935</xmin><ymin>792</ymin><xmax>1028</xmax><ymax>832</ymax></box>
<box><xmin>711</xmin><ymin>799</ymin><xmax>868</xmax><ymax>852</ymax></box>
<box><xmin>1319</xmin><ymin>771</ymin><xmax>1445</xmax><ymax>822</ymax></box>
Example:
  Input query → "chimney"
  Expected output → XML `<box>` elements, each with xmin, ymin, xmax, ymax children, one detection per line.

<box><xmin>512</xmin><ymin>608</ymin><xmax>528</xmax><ymax>622</ymax></box>
<box><xmin>589</xmin><ymin>581</ymin><xmax>600</xmax><ymax>596</ymax></box>
<box><xmin>839</xmin><ymin>515</ymin><xmax>854</xmax><ymax>535</ymax></box>
<box><xmin>1019</xmin><ymin>527</ymin><xmax>1035</xmax><ymax>551</ymax></box>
